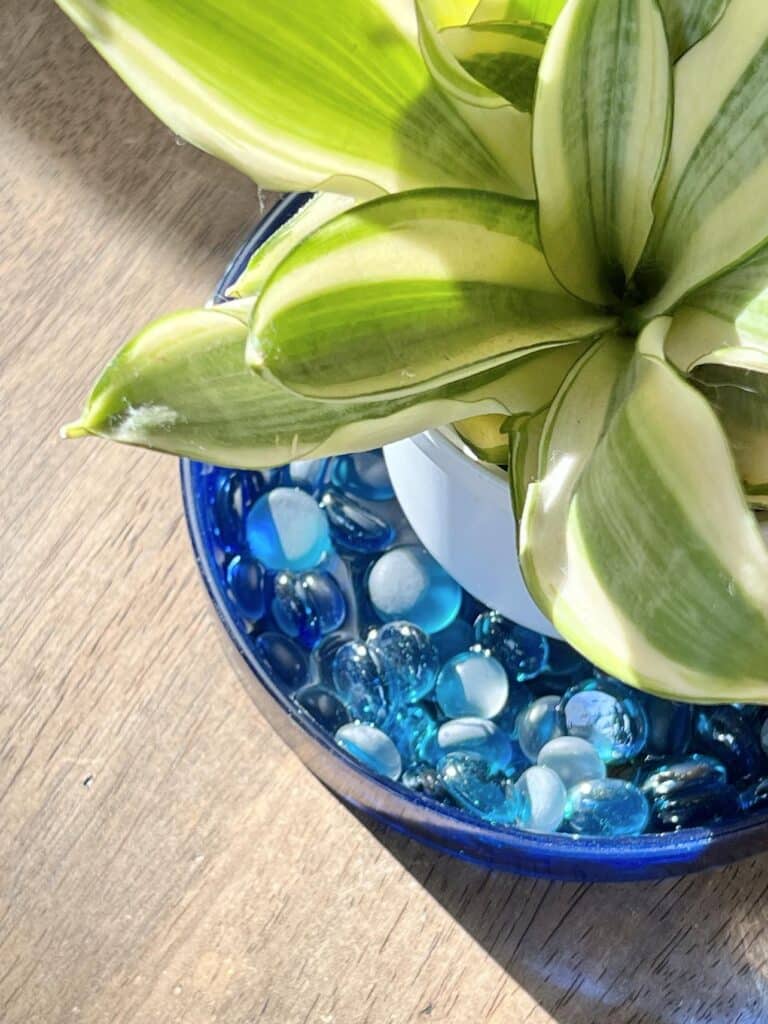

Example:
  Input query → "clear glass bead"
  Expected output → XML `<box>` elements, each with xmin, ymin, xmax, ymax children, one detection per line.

<box><xmin>368</xmin><ymin>621</ymin><xmax>439</xmax><ymax>703</ymax></box>
<box><xmin>565</xmin><ymin>778</ymin><xmax>649</xmax><ymax>837</ymax></box>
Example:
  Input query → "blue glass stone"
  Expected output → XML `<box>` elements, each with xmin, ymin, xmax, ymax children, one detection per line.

<box><xmin>642</xmin><ymin>695</ymin><xmax>693</xmax><ymax>757</ymax></box>
<box><xmin>271</xmin><ymin>570</ymin><xmax>347</xmax><ymax>648</ymax></box>
<box><xmin>694</xmin><ymin>706</ymin><xmax>764</xmax><ymax>784</ymax></box>
<box><xmin>537</xmin><ymin>736</ymin><xmax>606</xmax><ymax>789</ymax></box>
<box><xmin>319</xmin><ymin>488</ymin><xmax>395</xmax><ymax>554</ymax></box>
<box><xmin>494</xmin><ymin>681</ymin><xmax>534</xmax><ymax>738</ymax></box>
<box><xmin>435</xmin><ymin>650</ymin><xmax>509</xmax><ymax>720</ymax></box>
<box><xmin>473</xmin><ymin>611</ymin><xmax>548</xmax><ymax>682</ymax></box>
<box><xmin>389</xmin><ymin>704</ymin><xmax>439</xmax><ymax>764</ymax></box>
<box><xmin>246</xmin><ymin>487</ymin><xmax>332</xmax><ymax>571</ymax></box>
<box><xmin>335</xmin><ymin>723</ymin><xmax>402</xmax><ymax>780</ymax></box>
<box><xmin>514</xmin><ymin>765</ymin><xmax>567</xmax><ymax>832</ymax></box>
<box><xmin>545</xmin><ymin>638</ymin><xmax>590</xmax><ymax>678</ymax></box>
<box><xmin>565</xmin><ymin>779</ymin><xmax>650</xmax><ymax>837</ymax></box>
<box><xmin>213</xmin><ymin>471</ymin><xmax>257</xmax><ymax>552</ymax></box>
<box><xmin>287</xmin><ymin>458</ymin><xmax>330</xmax><ymax>493</ymax></box>
<box><xmin>401</xmin><ymin>762</ymin><xmax>449</xmax><ymax>801</ymax></box>
<box><xmin>651</xmin><ymin>781</ymin><xmax>741</xmax><ymax>831</ymax></box>
<box><xmin>760</xmin><ymin>717</ymin><xmax>768</xmax><ymax>756</ymax></box>
<box><xmin>739</xmin><ymin>778</ymin><xmax>768</xmax><ymax>812</ymax></box>
<box><xmin>293</xmin><ymin>684</ymin><xmax>350</xmax><ymax>732</ymax></box>
<box><xmin>430</xmin><ymin>618</ymin><xmax>475</xmax><ymax>663</ymax></box>
<box><xmin>253</xmin><ymin>631</ymin><xmax>310</xmax><ymax>692</ymax></box>
<box><xmin>332</xmin><ymin>641</ymin><xmax>398</xmax><ymax>728</ymax></box>
<box><xmin>367</xmin><ymin>546</ymin><xmax>462</xmax><ymax>634</ymax></box>
<box><xmin>332</xmin><ymin>450</ymin><xmax>395</xmax><ymax>501</ymax></box>
<box><xmin>559</xmin><ymin>678</ymin><xmax>648</xmax><ymax>764</ymax></box>
<box><xmin>640</xmin><ymin>754</ymin><xmax>728</xmax><ymax>801</ymax></box>
<box><xmin>225</xmin><ymin>554</ymin><xmax>266</xmax><ymax>620</ymax></box>
<box><xmin>367</xmin><ymin>621</ymin><xmax>439</xmax><ymax>703</ymax></box>
<box><xmin>435</xmin><ymin>717</ymin><xmax>513</xmax><ymax>772</ymax></box>
<box><xmin>439</xmin><ymin>753</ymin><xmax>519</xmax><ymax>823</ymax></box>
<box><xmin>517</xmin><ymin>695</ymin><xmax>565</xmax><ymax>762</ymax></box>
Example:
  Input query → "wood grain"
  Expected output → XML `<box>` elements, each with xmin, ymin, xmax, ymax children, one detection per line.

<box><xmin>2</xmin><ymin>3</ymin><xmax>768</xmax><ymax>1022</ymax></box>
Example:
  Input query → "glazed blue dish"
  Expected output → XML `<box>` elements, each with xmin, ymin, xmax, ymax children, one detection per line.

<box><xmin>180</xmin><ymin>195</ymin><xmax>768</xmax><ymax>882</ymax></box>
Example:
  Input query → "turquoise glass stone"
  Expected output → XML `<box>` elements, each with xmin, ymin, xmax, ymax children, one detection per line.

<box><xmin>389</xmin><ymin>704</ymin><xmax>439</xmax><ymax>763</ymax></box>
<box><xmin>271</xmin><ymin>570</ymin><xmax>347</xmax><ymax>648</ymax></box>
<box><xmin>435</xmin><ymin>717</ymin><xmax>513</xmax><ymax>772</ymax></box>
<box><xmin>332</xmin><ymin>450</ymin><xmax>395</xmax><ymax>501</ymax></box>
<box><xmin>226</xmin><ymin>554</ymin><xmax>266</xmax><ymax>620</ymax></box>
<box><xmin>294</xmin><ymin>684</ymin><xmax>350</xmax><ymax>732</ymax></box>
<box><xmin>473</xmin><ymin>611</ymin><xmax>548</xmax><ymax>682</ymax></box>
<box><xmin>253</xmin><ymin>632</ymin><xmax>310</xmax><ymax>692</ymax></box>
<box><xmin>438</xmin><ymin>753</ymin><xmax>519</xmax><ymax>824</ymax></box>
<box><xmin>559</xmin><ymin>679</ymin><xmax>648</xmax><ymax>764</ymax></box>
<box><xmin>494</xmin><ymin>682</ymin><xmax>534</xmax><ymax>738</ymax></box>
<box><xmin>367</xmin><ymin>621</ymin><xmax>439</xmax><ymax>703</ymax></box>
<box><xmin>247</xmin><ymin>487</ymin><xmax>331</xmax><ymax>571</ymax></box>
<box><xmin>312</xmin><ymin>631</ymin><xmax>353</xmax><ymax>687</ymax></box>
<box><xmin>517</xmin><ymin>695</ymin><xmax>565</xmax><ymax>762</ymax></box>
<box><xmin>565</xmin><ymin>778</ymin><xmax>650</xmax><ymax>836</ymax></box>
<box><xmin>367</xmin><ymin>546</ymin><xmax>462</xmax><ymax>634</ymax></box>
<box><xmin>332</xmin><ymin>641</ymin><xmax>399</xmax><ymax>728</ymax></box>
<box><xmin>435</xmin><ymin>650</ymin><xmax>509</xmax><ymax>720</ymax></box>
<box><xmin>537</xmin><ymin>736</ymin><xmax>606</xmax><ymax>789</ymax></box>
<box><xmin>514</xmin><ymin>765</ymin><xmax>567</xmax><ymax>832</ymax></box>
<box><xmin>431</xmin><ymin>618</ymin><xmax>475</xmax><ymax>663</ymax></box>
<box><xmin>335</xmin><ymin>723</ymin><xmax>402</xmax><ymax>780</ymax></box>
<box><xmin>319</xmin><ymin>488</ymin><xmax>395</xmax><ymax>554</ymax></box>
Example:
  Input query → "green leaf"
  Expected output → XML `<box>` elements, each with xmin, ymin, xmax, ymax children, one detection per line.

<box><xmin>54</xmin><ymin>0</ymin><xmax>525</xmax><ymax>198</ymax></box>
<box><xmin>532</xmin><ymin>0</ymin><xmax>672</xmax><ymax>305</ymax></box>
<box><xmin>520</xmin><ymin>319</ymin><xmax>768</xmax><ymax>703</ymax></box>
<box><xmin>509</xmin><ymin>405</ymin><xmax>550</xmax><ymax>519</ymax></box>
<box><xmin>657</xmin><ymin>0</ymin><xmax>727</xmax><ymax>60</ymax></box>
<box><xmin>441</xmin><ymin>20</ymin><xmax>550</xmax><ymax>112</ymax></box>
<box><xmin>415</xmin><ymin>2</ymin><xmax>534</xmax><ymax>194</ymax></box>
<box><xmin>471</xmin><ymin>0</ymin><xmax>566</xmax><ymax>23</ymax></box>
<box><xmin>247</xmin><ymin>189</ymin><xmax>615</xmax><ymax>401</ymax></box>
<box><xmin>639</xmin><ymin>1</ymin><xmax>768</xmax><ymax>316</ymax></box>
<box><xmin>62</xmin><ymin>305</ymin><xmax>591</xmax><ymax>469</ymax></box>
<box><xmin>420</xmin><ymin>0</ymin><xmax>480</xmax><ymax>27</ymax></box>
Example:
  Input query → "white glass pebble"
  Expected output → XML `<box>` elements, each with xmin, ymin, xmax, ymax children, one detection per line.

<box><xmin>537</xmin><ymin>736</ymin><xmax>606</xmax><ymax>789</ymax></box>
<box><xmin>435</xmin><ymin>650</ymin><xmax>509</xmax><ymax>719</ymax></box>
<box><xmin>335</xmin><ymin>723</ymin><xmax>402</xmax><ymax>780</ymax></box>
<box><xmin>514</xmin><ymin>766</ymin><xmax>567</xmax><ymax>833</ymax></box>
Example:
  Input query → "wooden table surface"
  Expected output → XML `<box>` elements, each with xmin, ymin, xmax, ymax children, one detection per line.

<box><xmin>3</xmin><ymin>3</ymin><xmax>768</xmax><ymax>1022</ymax></box>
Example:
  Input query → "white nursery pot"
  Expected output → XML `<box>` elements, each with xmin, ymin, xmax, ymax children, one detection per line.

<box><xmin>384</xmin><ymin>429</ymin><xmax>560</xmax><ymax>639</ymax></box>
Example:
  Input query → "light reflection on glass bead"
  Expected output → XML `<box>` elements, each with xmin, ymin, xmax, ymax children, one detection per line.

<box><xmin>517</xmin><ymin>696</ymin><xmax>565</xmax><ymax>762</ymax></box>
<box><xmin>565</xmin><ymin>779</ymin><xmax>650</xmax><ymax>837</ymax></box>
<box><xmin>537</xmin><ymin>736</ymin><xmax>606</xmax><ymax>790</ymax></box>
<box><xmin>253</xmin><ymin>632</ymin><xmax>310</xmax><ymax>692</ymax></box>
<box><xmin>367</xmin><ymin>621</ymin><xmax>439</xmax><ymax>703</ymax></box>
<box><xmin>294</xmin><ymin>684</ymin><xmax>350</xmax><ymax>732</ymax></box>
<box><xmin>332</xmin><ymin>450</ymin><xmax>395</xmax><ymax>501</ymax></box>
<box><xmin>514</xmin><ymin>765</ymin><xmax>567</xmax><ymax>832</ymax></box>
<box><xmin>474</xmin><ymin>611</ymin><xmax>548</xmax><ymax>681</ymax></box>
<box><xmin>271</xmin><ymin>570</ymin><xmax>347</xmax><ymax>649</ymax></box>
<box><xmin>247</xmin><ymin>487</ymin><xmax>331</xmax><ymax>571</ymax></box>
<box><xmin>319</xmin><ymin>488</ymin><xmax>395</xmax><ymax>554</ymax></box>
<box><xmin>335</xmin><ymin>723</ymin><xmax>402</xmax><ymax>780</ymax></box>
<box><xmin>226</xmin><ymin>554</ymin><xmax>266</xmax><ymax>621</ymax></box>
<box><xmin>435</xmin><ymin>717</ymin><xmax>512</xmax><ymax>772</ymax></box>
<box><xmin>332</xmin><ymin>641</ymin><xmax>398</xmax><ymax>728</ymax></box>
<box><xmin>368</xmin><ymin>546</ymin><xmax>462</xmax><ymax>634</ymax></box>
<box><xmin>436</xmin><ymin>650</ymin><xmax>508</xmax><ymax>720</ymax></box>
<box><xmin>559</xmin><ymin>679</ymin><xmax>648</xmax><ymax>764</ymax></box>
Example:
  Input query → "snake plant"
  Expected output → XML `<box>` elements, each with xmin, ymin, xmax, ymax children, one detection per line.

<box><xmin>57</xmin><ymin>0</ymin><xmax>768</xmax><ymax>703</ymax></box>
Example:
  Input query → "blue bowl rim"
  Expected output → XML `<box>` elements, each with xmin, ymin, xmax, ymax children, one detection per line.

<box><xmin>180</xmin><ymin>191</ymin><xmax>768</xmax><ymax>875</ymax></box>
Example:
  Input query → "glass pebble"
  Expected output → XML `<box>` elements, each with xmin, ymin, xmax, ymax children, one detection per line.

<box><xmin>537</xmin><ymin>736</ymin><xmax>606</xmax><ymax>790</ymax></box>
<box><xmin>546</xmin><ymin>638</ymin><xmax>590</xmax><ymax>678</ymax></box>
<box><xmin>494</xmin><ymin>682</ymin><xmax>534</xmax><ymax>738</ymax></box>
<box><xmin>651</xmin><ymin>781</ymin><xmax>741</xmax><ymax>831</ymax></box>
<box><xmin>435</xmin><ymin>650</ymin><xmax>509</xmax><ymax>720</ymax></box>
<box><xmin>225</xmin><ymin>554</ymin><xmax>266</xmax><ymax>621</ymax></box>
<box><xmin>332</xmin><ymin>451</ymin><xmax>395</xmax><ymax>501</ymax></box>
<box><xmin>312</xmin><ymin>631</ymin><xmax>353</xmax><ymax>687</ymax></box>
<box><xmin>474</xmin><ymin>611</ymin><xmax>548</xmax><ymax>681</ymax></box>
<box><xmin>319</xmin><ymin>488</ymin><xmax>395</xmax><ymax>554</ymax></box>
<box><xmin>247</xmin><ymin>487</ymin><xmax>332</xmax><ymax>571</ymax></box>
<box><xmin>517</xmin><ymin>695</ymin><xmax>565</xmax><ymax>762</ymax></box>
<box><xmin>389</xmin><ymin>704</ymin><xmax>439</xmax><ymax>764</ymax></box>
<box><xmin>565</xmin><ymin>779</ymin><xmax>650</xmax><ymax>837</ymax></box>
<box><xmin>694</xmin><ymin>706</ymin><xmax>764</xmax><ymax>784</ymax></box>
<box><xmin>640</xmin><ymin>754</ymin><xmax>728</xmax><ymax>800</ymax></box>
<box><xmin>514</xmin><ymin>766</ymin><xmax>567</xmax><ymax>833</ymax></box>
<box><xmin>293</xmin><ymin>684</ymin><xmax>350</xmax><ymax>732</ymax></box>
<box><xmin>431</xmin><ymin>619</ymin><xmax>475</xmax><ymax>663</ymax></box>
<box><xmin>252</xmin><ymin>632</ymin><xmax>310</xmax><ymax>692</ymax></box>
<box><xmin>368</xmin><ymin>546</ymin><xmax>462</xmax><ymax>634</ymax></box>
<box><xmin>436</xmin><ymin>717</ymin><xmax>513</xmax><ymax>773</ymax></box>
<box><xmin>559</xmin><ymin>678</ymin><xmax>648</xmax><ymax>764</ymax></box>
<box><xmin>760</xmin><ymin>717</ymin><xmax>768</xmax><ymax>757</ymax></box>
<box><xmin>332</xmin><ymin>641</ymin><xmax>398</xmax><ymax>728</ymax></box>
<box><xmin>439</xmin><ymin>753</ymin><xmax>519</xmax><ymax>824</ymax></box>
<box><xmin>335</xmin><ymin>723</ymin><xmax>402</xmax><ymax>780</ymax></box>
<box><xmin>271</xmin><ymin>570</ymin><xmax>347</xmax><ymax>648</ymax></box>
<box><xmin>213</xmin><ymin>471</ymin><xmax>257</xmax><ymax>552</ymax></box>
<box><xmin>401</xmin><ymin>762</ymin><xmax>449</xmax><ymax>801</ymax></box>
<box><xmin>287</xmin><ymin>458</ymin><xmax>329</xmax><ymax>493</ymax></box>
<box><xmin>367</xmin><ymin>621</ymin><xmax>439</xmax><ymax>703</ymax></box>
<box><xmin>642</xmin><ymin>695</ymin><xmax>693</xmax><ymax>757</ymax></box>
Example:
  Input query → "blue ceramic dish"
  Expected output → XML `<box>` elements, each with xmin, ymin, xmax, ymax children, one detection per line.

<box><xmin>180</xmin><ymin>194</ymin><xmax>768</xmax><ymax>882</ymax></box>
